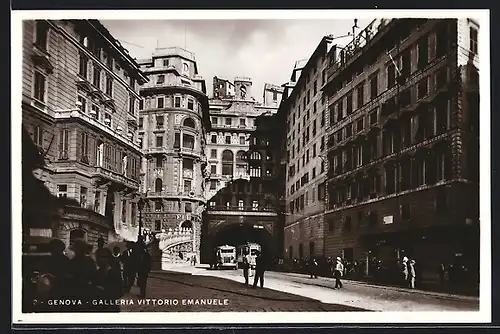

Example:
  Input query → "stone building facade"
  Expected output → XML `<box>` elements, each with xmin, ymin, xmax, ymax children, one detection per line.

<box><xmin>136</xmin><ymin>47</ymin><xmax>211</xmax><ymax>261</ymax></box>
<box><xmin>21</xmin><ymin>19</ymin><xmax>147</xmax><ymax>248</ymax></box>
<box><xmin>279</xmin><ymin>36</ymin><xmax>334</xmax><ymax>262</ymax></box>
<box><xmin>322</xmin><ymin>18</ymin><xmax>479</xmax><ymax>282</ymax></box>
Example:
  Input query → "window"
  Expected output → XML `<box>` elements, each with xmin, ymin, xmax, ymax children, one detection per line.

<box><xmin>357</xmin><ymin>84</ymin><xmax>364</xmax><ymax>109</ymax></box>
<box><xmin>225</xmin><ymin>117</ymin><xmax>232</xmax><ymax>126</ymax></box>
<box><xmin>154</xmin><ymin>178</ymin><xmax>163</xmax><ymax>192</ymax></box>
<box><xmin>91</xmin><ymin>105</ymin><xmax>99</xmax><ymax>120</ymax></box>
<box><xmin>79</xmin><ymin>54</ymin><xmax>88</xmax><ymax>78</ymax></box>
<box><xmin>211</xmin><ymin>117</ymin><xmax>218</xmax><ymax>124</ymax></box>
<box><xmin>239</xmin><ymin>136</ymin><xmax>245</xmax><ymax>145</ymax></box>
<box><xmin>238</xmin><ymin>200</ymin><xmax>244</xmax><ymax>209</ymax></box>
<box><xmin>211</xmin><ymin>135</ymin><xmax>217</xmax><ymax>144</ymax></box>
<box><xmin>182</xmin><ymin>134</ymin><xmax>195</xmax><ymax>149</ymax></box>
<box><xmin>174</xmin><ymin>96</ymin><xmax>181</xmax><ymax>108</ymax></box>
<box><xmin>418</xmin><ymin>36</ymin><xmax>429</xmax><ymax>69</ymax></box>
<box><xmin>225</xmin><ymin>136</ymin><xmax>231</xmax><ymax>144</ymax></box>
<box><xmin>155</xmin><ymin>220</ymin><xmax>162</xmax><ymax>231</ymax></box>
<box><xmin>357</xmin><ymin>118</ymin><xmax>364</xmax><ymax>133</ymax></box>
<box><xmin>346</xmin><ymin>93</ymin><xmax>353</xmax><ymax>115</ymax></box>
<box><xmin>470</xmin><ymin>27</ymin><xmax>478</xmax><ymax>55</ymax></box>
<box><xmin>210</xmin><ymin>180</ymin><xmax>217</xmax><ymax>190</ymax></box>
<box><xmin>33</xmin><ymin>126</ymin><xmax>43</xmax><ymax>147</ymax></box>
<box><xmin>222</xmin><ymin>150</ymin><xmax>234</xmax><ymax>176</ymax></box>
<box><xmin>210</xmin><ymin>149</ymin><xmax>217</xmax><ymax>159</ymax></box>
<box><xmin>80</xmin><ymin>187</ymin><xmax>88</xmax><ymax>208</ymax></box>
<box><xmin>104</xmin><ymin>113</ymin><xmax>112</xmax><ymax>127</ymax></box>
<box><xmin>93</xmin><ymin>67</ymin><xmax>101</xmax><ymax>88</ymax></box>
<box><xmin>129</xmin><ymin>97</ymin><xmax>135</xmax><ymax>114</ymax></box>
<box><xmin>105</xmin><ymin>76</ymin><xmax>113</xmax><ymax>96</ymax></box>
<box><xmin>35</xmin><ymin>20</ymin><xmax>49</xmax><ymax>50</ymax></box>
<box><xmin>57</xmin><ymin>185</ymin><xmax>68</xmax><ymax>198</ymax></box>
<box><xmin>156</xmin><ymin>156</ymin><xmax>163</xmax><ymax>168</ymax></box>
<box><xmin>240</xmin><ymin>118</ymin><xmax>246</xmax><ymax>126</ymax></box>
<box><xmin>417</xmin><ymin>78</ymin><xmax>428</xmax><ymax>99</ymax></box>
<box><xmin>33</xmin><ymin>71</ymin><xmax>46</xmax><ymax>102</ymax></box>
<box><xmin>436</xmin><ymin>24</ymin><xmax>448</xmax><ymax>58</ymax></box>
<box><xmin>156</xmin><ymin>136</ymin><xmax>163</xmax><ymax>147</ymax></box>
<box><xmin>157</xmin><ymin>75</ymin><xmax>165</xmax><ymax>84</ymax></box>
<box><xmin>252</xmin><ymin>200</ymin><xmax>259</xmax><ymax>210</ymax></box>
<box><xmin>387</xmin><ymin>63</ymin><xmax>396</xmax><ymax>88</ymax></box>
<box><xmin>139</xmin><ymin>98</ymin><xmax>144</xmax><ymax>110</ymax></box>
<box><xmin>163</xmin><ymin>59</ymin><xmax>169</xmax><ymax>67</ymax></box>
<box><xmin>106</xmin><ymin>53</ymin><xmax>113</xmax><ymax>70</ymax></box>
<box><xmin>183</xmin><ymin>118</ymin><xmax>195</xmax><ymax>128</ymax></box>
<box><xmin>312</xmin><ymin>167</ymin><xmax>316</xmax><ymax>179</ymax></box>
<box><xmin>157</xmin><ymin>97</ymin><xmax>164</xmax><ymax>109</ymax></box>
<box><xmin>184</xmin><ymin>180</ymin><xmax>192</xmax><ymax>193</ymax></box>
<box><xmin>138</xmin><ymin>117</ymin><xmax>143</xmax><ymax>129</ymax></box>
<box><xmin>210</xmin><ymin>165</ymin><xmax>217</xmax><ymax>174</ymax></box>
<box><xmin>370</xmin><ymin>74</ymin><xmax>378</xmax><ymax>99</ymax></box>
<box><xmin>183</xmin><ymin>63</ymin><xmax>189</xmax><ymax>72</ymax></box>
<box><xmin>154</xmin><ymin>201</ymin><xmax>162</xmax><ymax>212</ymax></box>
<box><xmin>156</xmin><ymin>115</ymin><xmax>164</xmax><ymax>129</ymax></box>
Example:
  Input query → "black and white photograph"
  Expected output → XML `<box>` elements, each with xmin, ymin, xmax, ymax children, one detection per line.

<box><xmin>11</xmin><ymin>9</ymin><xmax>490</xmax><ymax>325</ymax></box>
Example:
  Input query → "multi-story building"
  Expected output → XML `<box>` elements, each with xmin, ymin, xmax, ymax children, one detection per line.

<box><xmin>21</xmin><ymin>19</ymin><xmax>147</xmax><ymax>247</ymax></box>
<box><xmin>213</xmin><ymin>76</ymin><xmax>235</xmax><ymax>99</ymax></box>
<box><xmin>280</xmin><ymin>37</ymin><xmax>334</xmax><ymax>262</ymax></box>
<box><xmin>201</xmin><ymin>77</ymin><xmax>281</xmax><ymax>263</ymax></box>
<box><xmin>262</xmin><ymin>83</ymin><xmax>284</xmax><ymax>107</ymax></box>
<box><xmin>323</xmin><ymin>18</ymin><xmax>479</xmax><ymax>282</ymax></box>
<box><xmin>136</xmin><ymin>47</ymin><xmax>210</xmax><ymax>260</ymax></box>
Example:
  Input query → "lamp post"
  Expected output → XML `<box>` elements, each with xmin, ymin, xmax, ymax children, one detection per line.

<box><xmin>137</xmin><ymin>195</ymin><xmax>146</xmax><ymax>242</ymax></box>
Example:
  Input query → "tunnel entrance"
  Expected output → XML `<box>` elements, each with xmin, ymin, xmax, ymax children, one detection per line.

<box><xmin>209</xmin><ymin>223</ymin><xmax>275</xmax><ymax>264</ymax></box>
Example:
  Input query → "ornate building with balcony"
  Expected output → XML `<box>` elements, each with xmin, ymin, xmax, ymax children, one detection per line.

<box><xmin>136</xmin><ymin>47</ymin><xmax>211</xmax><ymax>262</ymax></box>
<box><xmin>21</xmin><ymin>19</ymin><xmax>147</xmax><ymax>248</ymax></box>
<box><xmin>279</xmin><ymin>36</ymin><xmax>334</xmax><ymax>263</ymax></box>
<box><xmin>205</xmin><ymin>77</ymin><xmax>278</xmax><ymax>200</ymax></box>
<box><xmin>323</xmin><ymin>18</ymin><xmax>479</xmax><ymax>282</ymax></box>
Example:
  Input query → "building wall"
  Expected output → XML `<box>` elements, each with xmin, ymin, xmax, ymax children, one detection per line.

<box><xmin>22</xmin><ymin>19</ymin><xmax>145</xmax><ymax>246</ymax></box>
<box><xmin>281</xmin><ymin>36</ymin><xmax>333</xmax><ymax>260</ymax></box>
<box><xmin>322</xmin><ymin>19</ymin><xmax>479</xmax><ymax>280</ymax></box>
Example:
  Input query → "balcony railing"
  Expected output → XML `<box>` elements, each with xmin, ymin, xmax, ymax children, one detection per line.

<box><xmin>95</xmin><ymin>167</ymin><xmax>140</xmax><ymax>189</ymax></box>
<box><xmin>59</xmin><ymin>205</ymin><xmax>112</xmax><ymax>228</ymax></box>
<box><xmin>208</xmin><ymin>205</ymin><xmax>276</xmax><ymax>212</ymax></box>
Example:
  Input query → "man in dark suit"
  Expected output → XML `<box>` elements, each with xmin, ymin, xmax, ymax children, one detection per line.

<box><xmin>121</xmin><ymin>242</ymin><xmax>135</xmax><ymax>293</ymax></box>
<box><xmin>136</xmin><ymin>243</ymin><xmax>152</xmax><ymax>298</ymax></box>
<box><xmin>252</xmin><ymin>250</ymin><xmax>266</xmax><ymax>288</ymax></box>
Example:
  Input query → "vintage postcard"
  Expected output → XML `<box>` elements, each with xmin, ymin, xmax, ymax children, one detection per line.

<box><xmin>11</xmin><ymin>9</ymin><xmax>490</xmax><ymax>325</ymax></box>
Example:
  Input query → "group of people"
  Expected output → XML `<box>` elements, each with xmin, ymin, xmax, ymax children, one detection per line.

<box><xmin>241</xmin><ymin>250</ymin><xmax>266</xmax><ymax>288</ymax></box>
<box><xmin>27</xmin><ymin>236</ymin><xmax>152</xmax><ymax>312</ymax></box>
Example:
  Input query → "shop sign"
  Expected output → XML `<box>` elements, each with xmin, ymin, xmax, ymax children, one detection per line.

<box><xmin>383</xmin><ymin>215</ymin><xmax>393</xmax><ymax>224</ymax></box>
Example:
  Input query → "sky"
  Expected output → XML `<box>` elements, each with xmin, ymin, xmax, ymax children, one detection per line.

<box><xmin>102</xmin><ymin>19</ymin><xmax>372</xmax><ymax>102</ymax></box>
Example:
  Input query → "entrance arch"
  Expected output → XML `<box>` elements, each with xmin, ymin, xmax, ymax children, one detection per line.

<box><xmin>209</xmin><ymin>222</ymin><xmax>275</xmax><ymax>263</ymax></box>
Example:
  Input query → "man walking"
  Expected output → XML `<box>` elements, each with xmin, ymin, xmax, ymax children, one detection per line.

<box><xmin>252</xmin><ymin>250</ymin><xmax>265</xmax><ymax>288</ymax></box>
<box><xmin>242</xmin><ymin>250</ymin><xmax>251</xmax><ymax>285</ymax></box>
<box><xmin>136</xmin><ymin>243</ymin><xmax>152</xmax><ymax>298</ymax></box>
<box><xmin>121</xmin><ymin>242</ymin><xmax>135</xmax><ymax>293</ymax></box>
<box><xmin>334</xmin><ymin>257</ymin><xmax>344</xmax><ymax>289</ymax></box>
<box><xmin>408</xmin><ymin>259</ymin><xmax>416</xmax><ymax>289</ymax></box>
<box><xmin>401</xmin><ymin>256</ymin><xmax>409</xmax><ymax>287</ymax></box>
<box><xmin>309</xmin><ymin>258</ymin><xmax>319</xmax><ymax>279</ymax></box>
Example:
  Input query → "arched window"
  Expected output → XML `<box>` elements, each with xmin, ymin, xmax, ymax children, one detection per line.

<box><xmin>155</xmin><ymin>178</ymin><xmax>163</xmax><ymax>192</ymax></box>
<box><xmin>181</xmin><ymin>220</ymin><xmax>193</xmax><ymax>229</ymax></box>
<box><xmin>221</xmin><ymin>150</ymin><xmax>234</xmax><ymax>176</ymax></box>
<box><xmin>183</xmin><ymin>118</ymin><xmax>196</xmax><ymax>129</ymax></box>
<box><xmin>236</xmin><ymin>150</ymin><xmax>247</xmax><ymax>163</ymax></box>
<box><xmin>250</xmin><ymin>151</ymin><xmax>262</xmax><ymax>161</ymax></box>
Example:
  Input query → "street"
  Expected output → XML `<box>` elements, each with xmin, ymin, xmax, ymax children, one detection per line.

<box><xmin>120</xmin><ymin>271</ymin><xmax>366</xmax><ymax>312</ymax></box>
<box><xmin>140</xmin><ymin>265</ymin><xmax>480</xmax><ymax>312</ymax></box>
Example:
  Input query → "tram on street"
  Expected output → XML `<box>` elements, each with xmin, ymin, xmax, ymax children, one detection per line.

<box><xmin>236</xmin><ymin>243</ymin><xmax>261</xmax><ymax>269</ymax></box>
<box><xmin>214</xmin><ymin>244</ymin><xmax>238</xmax><ymax>269</ymax></box>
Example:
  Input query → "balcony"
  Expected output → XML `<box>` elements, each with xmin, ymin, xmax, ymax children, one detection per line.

<box><xmin>94</xmin><ymin>166</ymin><xmax>140</xmax><ymax>190</ymax></box>
<box><xmin>177</xmin><ymin>146</ymin><xmax>203</xmax><ymax>159</ymax></box>
<box><xmin>59</xmin><ymin>205</ymin><xmax>112</xmax><ymax>229</ymax></box>
<box><xmin>54</xmin><ymin>109</ymin><xmax>141</xmax><ymax>152</ymax></box>
<box><xmin>146</xmin><ymin>147</ymin><xmax>168</xmax><ymax>155</ymax></box>
<box><xmin>206</xmin><ymin>205</ymin><xmax>277</xmax><ymax>217</ymax></box>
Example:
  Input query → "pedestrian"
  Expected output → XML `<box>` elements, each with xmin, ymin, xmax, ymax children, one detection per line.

<box><xmin>67</xmin><ymin>238</ymin><xmax>97</xmax><ymax>311</ymax></box>
<box><xmin>94</xmin><ymin>237</ymin><xmax>106</xmax><ymax>259</ymax></box>
<box><xmin>334</xmin><ymin>257</ymin><xmax>344</xmax><ymax>289</ymax></box>
<box><xmin>310</xmin><ymin>258</ymin><xmax>318</xmax><ymax>279</ymax></box>
<box><xmin>439</xmin><ymin>263</ymin><xmax>446</xmax><ymax>285</ymax></box>
<box><xmin>242</xmin><ymin>251</ymin><xmax>250</xmax><ymax>285</ymax></box>
<box><xmin>252</xmin><ymin>250</ymin><xmax>265</xmax><ymax>288</ymax></box>
<box><xmin>401</xmin><ymin>256</ymin><xmax>409</xmax><ymax>286</ymax></box>
<box><xmin>45</xmin><ymin>239</ymin><xmax>71</xmax><ymax>297</ymax></box>
<box><xmin>121</xmin><ymin>242</ymin><xmax>135</xmax><ymax>293</ymax></box>
<box><xmin>136</xmin><ymin>244</ymin><xmax>152</xmax><ymax>298</ymax></box>
<box><xmin>94</xmin><ymin>248</ymin><xmax>122</xmax><ymax>311</ymax></box>
<box><xmin>409</xmin><ymin>259</ymin><xmax>416</xmax><ymax>289</ymax></box>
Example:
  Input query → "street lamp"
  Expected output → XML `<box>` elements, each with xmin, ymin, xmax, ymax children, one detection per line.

<box><xmin>137</xmin><ymin>195</ymin><xmax>147</xmax><ymax>242</ymax></box>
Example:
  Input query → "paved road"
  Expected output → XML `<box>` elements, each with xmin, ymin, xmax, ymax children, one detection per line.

<box><xmin>162</xmin><ymin>265</ymin><xmax>480</xmax><ymax>312</ymax></box>
<box><xmin>120</xmin><ymin>272</ymin><xmax>366</xmax><ymax>312</ymax></box>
